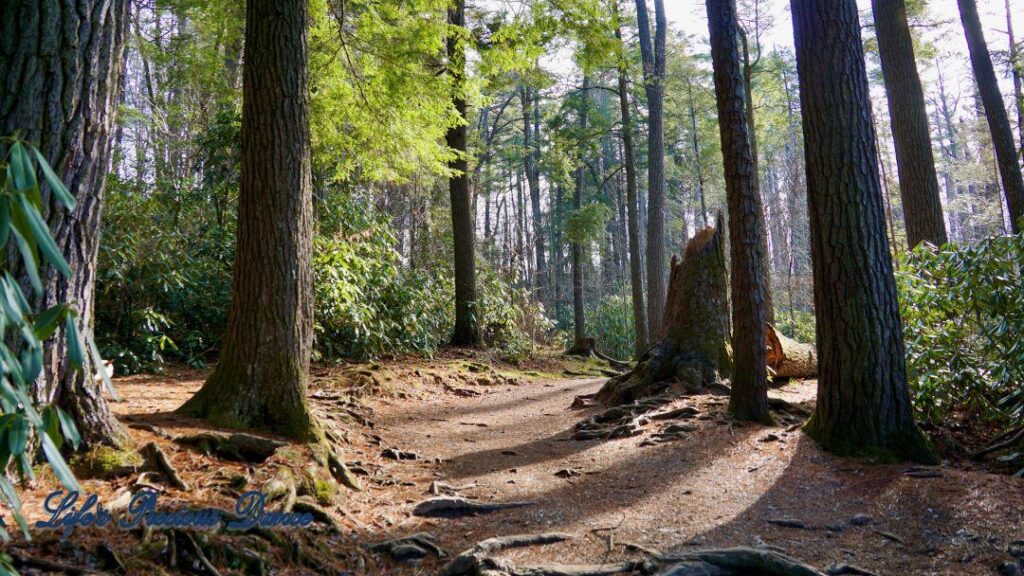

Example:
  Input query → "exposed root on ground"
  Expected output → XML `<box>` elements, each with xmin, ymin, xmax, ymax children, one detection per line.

<box><xmin>440</xmin><ymin>532</ymin><xmax>829</xmax><ymax>576</ymax></box>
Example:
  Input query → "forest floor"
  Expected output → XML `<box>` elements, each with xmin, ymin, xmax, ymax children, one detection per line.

<box><xmin>6</xmin><ymin>349</ymin><xmax>1024</xmax><ymax>575</ymax></box>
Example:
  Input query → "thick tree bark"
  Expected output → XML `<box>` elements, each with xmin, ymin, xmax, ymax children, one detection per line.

<box><xmin>871</xmin><ymin>0</ymin><xmax>949</xmax><ymax>248</ymax></box>
<box><xmin>791</xmin><ymin>0</ymin><xmax>935</xmax><ymax>462</ymax></box>
<box><xmin>177</xmin><ymin>0</ymin><xmax>320</xmax><ymax>442</ymax></box>
<box><xmin>447</xmin><ymin>0</ymin><xmax>480</xmax><ymax>345</ymax></box>
<box><xmin>739</xmin><ymin>30</ymin><xmax>775</xmax><ymax>325</ymax></box>
<box><xmin>636</xmin><ymin>0</ymin><xmax>667</xmax><ymax>334</ymax></box>
<box><xmin>520</xmin><ymin>85</ymin><xmax>547</xmax><ymax>305</ymax></box>
<box><xmin>614</xmin><ymin>3</ymin><xmax>649</xmax><ymax>358</ymax></box>
<box><xmin>707</xmin><ymin>0</ymin><xmax>770</xmax><ymax>423</ymax></box>
<box><xmin>0</xmin><ymin>0</ymin><xmax>130</xmax><ymax>449</ymax></box>
<box><xmin>958</xmin><ymin>0</ymin><xmax>1024</xmax><ymax>233</ymax></box>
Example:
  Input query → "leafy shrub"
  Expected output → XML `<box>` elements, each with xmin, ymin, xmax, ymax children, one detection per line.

<box><xmin>895</xmin><ymin>236</ymin><xmax>1024</xmax><ymax>429</ymax></box>
<box><xmin>95</xmin><ymin>186</ymin><xmax>233</xmax><ymax>373</ymax></box>
<box><xmin>0</xmin><ymin>138</ymin><xmax>89</xmax><ymax>543</ymax></box>
<box><xmin>775</xmin><ymin>309</ymin><xmax>816</xmax><ymax>344</ymax></box>
<box><xmin>313</xmin><ymin>225</ymin><xmax>453</xmax><ymax>360</ymax></box>
<box><xmin>586</xmin><ymin>295</ymin><xmax>635</xmax><ymax>360</ymax></box>
<box><xmin>476</xmin><ymin>270</ymin><xmax>554</xmax><ymax>362</ymax></box>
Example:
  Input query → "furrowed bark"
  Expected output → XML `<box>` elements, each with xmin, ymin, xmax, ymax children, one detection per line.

<box><xmin>872</xmin><ymin>0</ymin><xmax>949</xmax><ymax>248</ymax></box>
<box><xmin>958</xmin><ymin>0</ymin><xmax>1024</xmax><ymax>233</ymax></box>
<box><xmin>177</xmin><ymin>0</ymin><xmax>321</xmax><ymax>442</ymax></box>
<box><xmin>447</xmin><ymin>0</ymin><xmax>480</xmax><ymax>346</ymax></box>
<box><xmin>614</xmin><ymin>2</ymin><xmax>649</xmax><ymax>358</ymax></box>
<box><xmin>791</xmin><ymin>0</ymin><xmax>936</xmax><ymax>463</ymax></box>
<box><xmin>707</xmin><ymin>0</ymin><xmax>770</xmax><ymax>423</ymax></box>
<box><xmin>1</xmin><ymin>0</ymin><xmax>131</xmax><ymax>448</ymax></box>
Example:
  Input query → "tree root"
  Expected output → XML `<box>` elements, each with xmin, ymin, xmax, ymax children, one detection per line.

<box><xmin>412</xmin><ymin>496</ymin><xmax>535</xmax><ymax>518</ymax></box>
<box><xmin>171</xmin><ymin>529</ymin><xmax>222</xmax><ymax>576</ymax></box>
<box><xmin>368</xmin><ymin>532</ymin><xmax>447</xmax><ymax>562</ymax></box>
<box><xmin>292</xmin><ymin>500</ymin><xmax>340</xmax><ymax>532</ymax></box>
<box><xmin>327</xmin><ymin>451</ymin><xmax>363</xmax><ymax>491</ymax></box>
<box><xmin>442</xmin><ymin>533</ymin><xmax>576</xmax><ymax>576</ymax></box>
<box><xmin>140</xmin><ymin>442</ymin><xmax>190</xmax><ymax>491</ymax></box>
<box><xmin>573</xmin><ymin>395</ymin><xmax>687</xmax><ymax>440</ymax></box>
<box><xmin>441</xmin><ymin>534</ymin><xmax>829</xmax><ymax>576</ymax></box>
<box><xmin>9</xmin><ymin>553</ymin><xmax>94</xmax><ymax>575</ymax></box>
<box><xmin>175</xmin><ymin>431</ymin><xmax>287</xmax><ymax>463</ymax></box>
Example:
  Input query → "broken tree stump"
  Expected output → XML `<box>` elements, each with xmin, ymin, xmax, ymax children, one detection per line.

<box><xmin>596</xmin><ymin>216</ymin><xmax>732</xmax><ymax>406</ymax></box>
<box><xmin>765</xmin><ymin>324</ymin><xmax>817</xmax><ymax>380</ymax></box>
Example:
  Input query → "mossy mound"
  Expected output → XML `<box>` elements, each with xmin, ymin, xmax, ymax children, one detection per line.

<box><xmin>74</xmin><ymin>445</ymin><xmax>144</xmax><ymax>479</ymax></box>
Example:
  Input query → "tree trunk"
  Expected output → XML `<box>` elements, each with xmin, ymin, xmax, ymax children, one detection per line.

<box><xmin>596</xmin><ymin>216</ymin><xmax>731</xmax><ymax>405</ymax></box>
<box><xmin>792</xmin><ymin>0</ymin><xmax>936</xmax><ymax>463</ymax></box>
<box><xmin>958</xmin><ymin>0</ymin><xmax>1024</xmax><ymax>233</ymax></box>
<box><xmin>872</xmin><ymin>0</ymin><xmax>949</xmax><ymax>248</ymax></box>
<box><xmin>615</xmin><ymin>2</ymin><xmax>649</xmax><ymax>358</ymax></box>
<box><xmin>572</xmin><ymin>79</ymin><xmax>590</xmax><ymax>348</ymax></box>
<box><xmin>177</xmin><ymin>0</ymin><xmax>320</xmax><ymax>442</ymax></box>
<box><xmin>708</xmin><ymin>0</ymin><xmax>770</xmax><ymax>423</ymax></box>
<box><xmin>520</xmin><ymin>85</ymin><xmax>547</xmax><ymax>305</ymax></box>
<box><xmin>0</xmin><ymin>0</ymin><xmax>131</xmax><ymax>449</ymax></box>
<box><xmin>447</xmin><ymin>0</ymin><xmax>480</xmax><ymax>345</ymax></box>
<box><xmin>739</xmin><ymin>30</ymin><xmax>775</xmax><ymax>325</ymax></box>
<box><xmin>687</xmin><ymin>80</ymin><xmax>709</xmax><ymax>226</ymax></box>
<box><xmin>1009</xmin><ymin>0</ymin><xmax>1024</xmax><ymax>161</ymax></box>
<box><xmin>636</xmin><ymin>0</ymin><xmax>667</xmax><ymax>334</ymax></box>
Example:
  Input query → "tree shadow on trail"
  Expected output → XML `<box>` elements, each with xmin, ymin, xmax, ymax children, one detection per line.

<box><xmin>382</xmin><ymin>378</ymin><xmax>603</xmax><ymax>423</ymax></box>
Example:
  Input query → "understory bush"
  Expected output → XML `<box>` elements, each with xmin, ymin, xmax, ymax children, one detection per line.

<box><xmin>98</xmin><ymin>181</ymin><xmax>553</xmax><ymax>368</ymax></box>
<box><xmin>95</xmin><ymin>187</ymin><xmax>234</xmax><ymax>374</ymax></box>
<box><xmin>775</xmin><ymin>309</ymin><xmax>816</xmax><ymax>344</ymax></box>
<box><xmin>313</xmin><ymin>197</ymin><xmax>552</xmax><ymax>362</ymax></box>
<box><xmin>313</xmin><ymin>224</ymin><xmax>453</xmax><ymax>360</ymax></box>
<box><xmin>896</xmin><ymin>235</ymin><xmax>1024</xmax><ymax>436</ymax></box>
<box><xmin>586</xmin><ymin>295</ymin><xmax>635</xmax><ymax>360</ymax></box>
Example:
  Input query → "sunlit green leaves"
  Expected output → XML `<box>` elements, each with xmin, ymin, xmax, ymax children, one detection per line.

<box><xmin>31</xmin><ymin>147</ymin><xmax>74</xmax><ymax>209</ymax></box>
<box><xmin>565</xmin><ymin>203</ymin><xmax>612</xmax><ymax>244</ymax></box>
<box><xmin>896</xmin><ymin>235</ymin><xmax>1024</xmax><ymax>436</ymax></box>
<box><xmin>0</xmin><ymin>136</ymin><xmax>88</xmax><ymax>542</ymax></box>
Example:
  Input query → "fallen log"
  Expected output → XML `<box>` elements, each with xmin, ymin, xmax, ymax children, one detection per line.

<box><xmin>764</xmin><ymin>324</ymin><xmax>816</xmax><ymax>380</ymax></box>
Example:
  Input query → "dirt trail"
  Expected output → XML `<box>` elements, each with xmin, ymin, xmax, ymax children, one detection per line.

<box><xmin>365</xmin><ymin>371</ymin><xmax>1023</xmax><ymax>575</ymax></box>
<box><xmin>10</xmin><ymin>361</ymin><xmax>1023</xmax><ymax>575</ymax></box>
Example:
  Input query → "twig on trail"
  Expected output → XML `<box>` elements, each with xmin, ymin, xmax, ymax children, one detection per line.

<box><xmin>972</xmin><ymin>425</ymin><xmax>1024</xmax><ymax>459</ymax></box>
<box><xmin>140</xmin><ymin>442</ymin><xmax>190</xmax><ymax>491</ymax></box>
<box><xmin>174</xmin><ymin>529</ymin><xmax>222</xmax><ymax>576</ymax></box>
<box><xmin>10</xmin><ymin>553</ymin><xmax>95</xmax><ymax>575</ymax></box>
<box><xmin>588</xmin><ymin>513</ymin><xmax>626</xmax><ymax>560</ymax></box>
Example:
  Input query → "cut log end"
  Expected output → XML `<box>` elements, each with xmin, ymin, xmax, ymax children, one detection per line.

<box><xmin>765</xmin><ymin>324</ymin><xmax>817</xmax><ymax>381</ymax></box>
